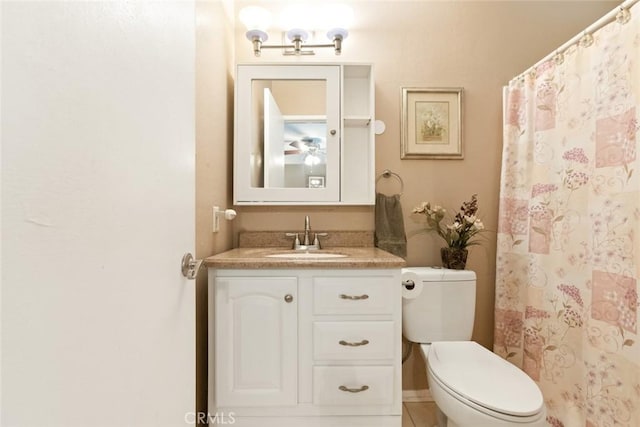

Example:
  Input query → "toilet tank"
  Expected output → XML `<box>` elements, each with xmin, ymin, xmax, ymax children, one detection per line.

<box><xmin>402</xmin><ymin>267</ymin><xmax>476</xmax><ymax>344</ymax></box>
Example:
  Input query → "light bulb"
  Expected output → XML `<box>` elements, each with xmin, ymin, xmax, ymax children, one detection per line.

<box><xmin>318</xmin><ymin>4</ymin><xmax>354</xmax><ymax>30</ymax></box>
<box><xmin>239</xmin><ymin>6</ymin><xmax>271</xmax><ymax>32</ymax></box>
<box><xmin>280</xmin><ymin>4</ymin><xmax>314</xmax><ymax>32</ymax></box>
<box><xmin>332</xmin><ymin>4</ymin><xmax>354</xmax><ymax>29</ymax></box>
<box><xmin>305</xmin><ymin>154</ymin><xmax>320</xmax><ymax>166</ymax></box>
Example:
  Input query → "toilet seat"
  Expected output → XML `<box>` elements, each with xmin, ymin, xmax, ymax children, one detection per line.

<box><xmin>425</xmin><ymin>342</ymin><xmax>544</xmax><ymax>421</ymax></box>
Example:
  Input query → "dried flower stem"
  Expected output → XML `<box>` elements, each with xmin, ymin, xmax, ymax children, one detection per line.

<box><xmin>413</xmin><ymin>194</ymin><xmax>485</xmax><ymax>250</ymax></box>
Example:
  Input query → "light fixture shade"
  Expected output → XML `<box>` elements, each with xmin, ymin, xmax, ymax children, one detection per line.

<box><xmin>239</xmin><ymin>6</ymin><xmax>272</xmax><ymax>32</ymax></box>
<box><xmin>286</xmin><ymin>28</ymin><xmax>310</xmax><ymax>42</ymax></box>
<box><xmin>327</xmin><ymin>28</ymin><xmax>349</xmax><ymax>41</ymax></box>
<box><xmin>246</xmin><ymin>29</ymin><xmax>269</xmax><ymax>43</ymax></box>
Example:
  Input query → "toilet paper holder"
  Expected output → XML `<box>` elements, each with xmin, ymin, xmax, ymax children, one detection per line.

<box><xmin>401</xmin><ymin>271</ymin><xmax>423</xmax><ymax>300</ymax></box>
<box><xmin>402</xmin><ymin>279</ymin><xmax>416</xmax><ymax>290</ymax></box>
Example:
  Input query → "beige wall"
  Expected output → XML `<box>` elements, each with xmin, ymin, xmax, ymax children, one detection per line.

<box><xmin>195</xmin><ymin>0</ymin><xmax>235</xmax><ymax>419</ymax></box>
<box><xmin>211</xmin><ymin>0</ymin><xmax>617</xmax><ymax>393</ymax></box>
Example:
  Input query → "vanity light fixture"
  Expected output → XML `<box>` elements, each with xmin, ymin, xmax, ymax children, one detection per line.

<box><xmin>239</xmin><ymin>4</ymin><xmax>353</xmax><ymax>56</ymax></box>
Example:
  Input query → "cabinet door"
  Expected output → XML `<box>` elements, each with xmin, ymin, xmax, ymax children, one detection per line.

<box><xmin>234</xmin><ymin>64</ymin><xmax>341</xmax><ymax>204</ymax></box>
<box><xmin>215</xmin><ymin>277</ymin><xmax>297</xmax><ymax>407</ymax></box>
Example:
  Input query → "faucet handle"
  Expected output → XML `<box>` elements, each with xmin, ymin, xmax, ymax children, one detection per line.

<box><xmin>285</xmin><ymin>232</ymin><xmax>300</xmax><ymax>249</ymax></box>
<box><xmin>313</xmin><ymin>232</ymin><xmax>328</xmax><ymax>249</ymax></box>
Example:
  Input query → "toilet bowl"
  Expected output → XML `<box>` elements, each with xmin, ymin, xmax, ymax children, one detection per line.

<box><xmin>422</xmin><ymin>342</ymin><xmax>546</xmax><ymax>427</ymax></box>
<box><xmin>401</xmin><ymin>267</ymin><xmax>546</xmax><ymax>427</ymax></box>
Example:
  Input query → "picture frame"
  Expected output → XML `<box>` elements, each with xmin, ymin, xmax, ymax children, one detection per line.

<box><xmin>401</xmin><ymin>87</ymin><xmax>464</xmax><ymax>159</ymax></box>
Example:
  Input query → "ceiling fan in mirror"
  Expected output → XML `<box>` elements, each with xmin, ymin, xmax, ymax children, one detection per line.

<box><xmin>284</xmin><ymin>136</ymin><xmax>321</xmax><ymax>154</ymax></box>
<box><xmin>284</xmin><ymin>137</ymin><xmax>325</xmax><ymax>166</ymax></box>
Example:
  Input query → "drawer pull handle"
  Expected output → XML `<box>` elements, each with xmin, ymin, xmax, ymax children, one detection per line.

<box><xmin>339</xmin><ymin>385</ymin><xmax>369</xmax><ymax>393</ymax></box>
<box><xmin>339</xmin><ymin>294</ymin><xmax>369</xmax><ymax>300</ymax></box>
<box><xmin>339</xmin><ymin>339</ymin><xmax>370</xmax><ymax>347</ymax></box>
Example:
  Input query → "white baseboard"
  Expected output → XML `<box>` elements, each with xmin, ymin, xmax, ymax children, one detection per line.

<box><xmin>227</xmin><ymin>416</ymin><xmax>401</xmax><ymax>426</ymax></box>
<box><xmin>402</xmin><ymin>389</ymin><xmax>433</xmax><ymax>402</ymax></box>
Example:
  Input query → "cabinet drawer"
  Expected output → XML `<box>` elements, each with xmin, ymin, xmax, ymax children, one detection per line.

<box><xmin>313</xmin><ymin>277</ymin><xmax>393</xmax><ymax>315</ymax></box>
<box><xmin>313</xmin><ymin>366</ymin><xmax>394</xmax><ymax>405</ymax></box>
<box><xmin>313</xmin><ymin>321</ymin><xmax>395</xmax><ymax>361</ymax></box>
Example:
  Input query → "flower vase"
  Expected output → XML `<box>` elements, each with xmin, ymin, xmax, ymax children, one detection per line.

<box><xmin>440</xmin><ymin>247</ymin><xmax>468</xmax><ymax>270</ymax></box>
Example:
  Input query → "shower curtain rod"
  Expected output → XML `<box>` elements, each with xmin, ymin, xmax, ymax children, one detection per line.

<box><xmin>513</xmin><ymin>0</ymin><xmax>639</xmax><ymax>83</ymax></box>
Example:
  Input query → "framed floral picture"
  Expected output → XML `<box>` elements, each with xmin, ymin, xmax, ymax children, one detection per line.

<box><xmin>401</xmin><ymin>87</ymin><xmax>464</xmax><ymax>159</ymax></box>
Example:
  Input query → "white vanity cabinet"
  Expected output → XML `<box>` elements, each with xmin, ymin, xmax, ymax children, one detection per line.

<box><xmin>209</xmin><ymin>268</ymin><xmax>402</xmax><ymax>427</ymax></box>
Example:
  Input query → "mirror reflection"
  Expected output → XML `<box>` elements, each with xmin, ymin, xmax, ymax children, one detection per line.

<box><xmin>251</xmin><ymin>79</ymin><xmax>327</xmax><ymax>189</ymax></box>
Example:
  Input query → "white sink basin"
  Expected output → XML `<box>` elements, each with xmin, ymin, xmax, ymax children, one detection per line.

<box><xmin>265</xmin><ymin>252</ymin><xmax>348</xmax><ymax>259</ymax></box>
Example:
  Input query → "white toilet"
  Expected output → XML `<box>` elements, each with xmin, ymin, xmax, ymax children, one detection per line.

<box><xmin>402</xmin><ymin>267</ymin><xmax>546</xmax><ymax>427</ymax></box>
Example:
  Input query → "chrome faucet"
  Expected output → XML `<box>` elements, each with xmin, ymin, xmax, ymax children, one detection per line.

<box><xmin>285</xmin><ymin>216</ymin><xmax>328</xmax><ymax>250</ymax></box>
<box><xmin>303</xmin><ymin>215</ymin><xmax>312</xmax><ymax>246</ymax></box>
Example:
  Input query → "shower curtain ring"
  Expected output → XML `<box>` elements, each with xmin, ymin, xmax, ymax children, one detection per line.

<box><xmin>553</xmin><ymin>50</ymin><xmax>564</xmax><ymax>65</ymax></box>
<box><xmin>579</xmin><ymin>32</ymin><xmax>594</xmax><ymax>48</ymax></box>
<box><xmin>616</xmin><ymin>7</ymin><xmax>631</xmax><ymax>24</ymax></box>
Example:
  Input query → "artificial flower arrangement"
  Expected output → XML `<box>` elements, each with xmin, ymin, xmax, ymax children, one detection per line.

<box><xmin>412</xmin><ymin>194</ymin><xmax>485</xmax><ymax>268</ymax></box>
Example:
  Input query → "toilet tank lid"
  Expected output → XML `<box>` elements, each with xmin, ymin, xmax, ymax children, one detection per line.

<box><xmin>402</xmin><ymin>267</ymin><xmax>476</xmax><ymax>282</ymax></box>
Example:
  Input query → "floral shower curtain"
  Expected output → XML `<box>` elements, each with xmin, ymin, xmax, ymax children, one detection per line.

<box><xmin>495</xmin><ymin>4</ymin><xmax>640</xmax><ymax>426</ymax></box>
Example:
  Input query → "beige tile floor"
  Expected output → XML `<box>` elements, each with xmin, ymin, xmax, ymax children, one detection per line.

<box><xmin>402</xmin><ymin>401</ymin><xmax>439</xmax><ymax>427</ymax></box>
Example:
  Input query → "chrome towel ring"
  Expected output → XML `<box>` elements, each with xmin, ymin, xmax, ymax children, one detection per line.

<box><xmin>375</xmin><ymin>169</ymin><xmax>404</xmax><ymax>195</ymax></box>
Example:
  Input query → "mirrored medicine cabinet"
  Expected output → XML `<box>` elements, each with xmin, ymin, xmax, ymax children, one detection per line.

<box><xmin>234</xmin><ymin>63</ymin><xmax>375</xmax><ymax>205</ymax></box>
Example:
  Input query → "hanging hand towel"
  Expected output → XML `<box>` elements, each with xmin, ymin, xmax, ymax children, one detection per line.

<box><xmin>374</xmin><ymin>192</ymin><xmax>407</xmax><ymax>259</ymax></box>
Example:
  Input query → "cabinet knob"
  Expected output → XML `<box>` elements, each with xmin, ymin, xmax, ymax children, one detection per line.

<box><xmin>330</xmin><ymin>129</ymin><xmax>337</xmax><ymax>136</ymax></box>
<box><xmin>284</xmin><ymin>294</ymin><xmax>294</xmax><ymax>303</ymax></box>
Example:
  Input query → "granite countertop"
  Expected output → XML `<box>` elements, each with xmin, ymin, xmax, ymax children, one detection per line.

<box><xmin>205</xmin><ymin>230</ymin><xmax>406</xmax><ymax>269</ymax></box>
<box><xmin>204</xmin><ymin>246</ymin><xmax>406</xmax><ymax>269</ymax></box>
